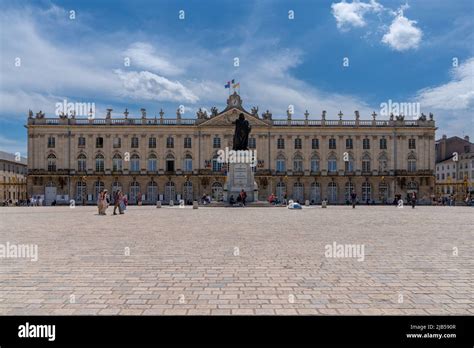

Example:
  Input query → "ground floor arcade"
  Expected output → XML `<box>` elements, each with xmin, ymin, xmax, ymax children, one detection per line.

<box><xmin>27</xmin><ymin>174</ymin><xmax>434</xmax><ymax>205</ymax></box>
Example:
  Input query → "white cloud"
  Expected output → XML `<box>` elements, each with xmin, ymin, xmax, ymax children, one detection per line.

<box><xmin>114</xmin><ymin>69</ymin><xmax>199</xmax><ymax>103</ymax></box>
<box><xmin>124</xmin><ymin>42</ymin><xmax>184</xmax><ymax>76</ymax></box>
<box><xmin>416</xmin><ymin>58</ymin><xmax>474</xmax><ymax>110</ymax></box>
<box><xmin>414</xmin><ymin>58</ymin><xmax>474</xmax><ymax>138</ymax></box>
<box><xmin>331</xmin><ymin>0</ymin><xmax>383</xmax><ymax>30</ymax></box>
<box><xmin>332</xmin><ymin>1</ymin><xmax>423</xmax><ymax>51</ymax></box>
<box><xmin>382</xmin><ymin>14</ymin><xmax>423</xmax><ymax>51</ymax></box>
<box><xmin>0</xmin><ymin>3</ymin><xmax>377</xmax><ymax>122</ymax></box>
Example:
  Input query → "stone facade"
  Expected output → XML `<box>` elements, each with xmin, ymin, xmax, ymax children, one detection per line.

<box><xmin>26</xmin><ymin>93</ymin><xmax>436</xmax><ymax>205</ymax></box>
<box><xmin>0</xmin><ymin>151</ymin><xmax>28</xmax><ymax>204</ymax></box>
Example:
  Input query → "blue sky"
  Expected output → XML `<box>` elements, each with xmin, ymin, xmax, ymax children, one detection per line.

<box><xmin>0</xmin><ymin>0</ymin><xmax>473</xmax><ymax>155</ymax></box>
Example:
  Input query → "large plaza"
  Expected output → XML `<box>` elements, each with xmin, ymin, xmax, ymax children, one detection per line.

<box><xmin>0</xmin><ymin>205</ymin><xmax>472</xmax><ymax>315</ymax></box>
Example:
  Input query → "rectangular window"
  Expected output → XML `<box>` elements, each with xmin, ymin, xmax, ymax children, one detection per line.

<box><xmin>167</xmin><ymin>137</ymin><xmax>174</xmax><ymax>148</ymax></box>
<box><xmin>294</xmin><ymin>138</ymin><xmax>302</xmax><ymax>149</ymax></box>
<box><xmin>148</xmin><ymin>137</ymin><xmax>156</xmax><ymax>148</ymax></box>
<box><xmin>184</xmin><ymin>137</ymin><xmax>192</xmax><ymax>148</ymax></box>
<box><xmin>329</xmin><ymin>138</ymin><xmax>336</xmax><ymax>149</ymax></box>
<box><xmin>47</xmin><ymin>137</ymin><xmax>55</xmax><ymax>148</ymax></box>
<box><xmin>277</xmin><ymin>138</ymin><xmax>285</xmax><ymax>149</ymax></box>
<box><xmin>96</xmin><ymin>137</ymin><xmax>103</xmax><ymax>148</ymax></box>
<box><xmin>345</xmin><ymin>138</ymin><xmax>353</xmax><ymax>149</ymax></box>
<box><xmin>311</xmin><ymin>138</ymin><xmax>319</xmax><ymax>149</ymax></box>
<box><xmin>131</xmin><ymin>137</ymin><xmax>139</xmax><ymax>148</ymax></box>
<box><xmin>78</xmin><ymin>137</ymin><xmax>86</xmax><ymax>147</ymax></box>
<box><xmin>249</xmin><ymin>138</ymin><xmax>256</xmax><ymax>149</ymax></box>
<box><xmin>113</xmin><ymin>137</ymin><xmax>121</xmax><ymax>148</ymax></box>
<box><xmin>409</xmin><ymin>138</ymin><xmax>416</xmax><ymax>149</ymax></box>
<box><xmin>363</xmin><ymin>138</ymin><xmax>370</xmax><ymax>150</ymax></box>
<box><xmin>379</xmin><ymin>138</ymin><xmax>387</xmax><ymax>149</ymax></box>
<box><xmin>213</xmin><ymin>137</ymin><xmax>221</xmax><ymax>149</ymax></box>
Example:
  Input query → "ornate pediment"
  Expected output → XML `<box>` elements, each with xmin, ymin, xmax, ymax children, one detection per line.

<box><xmin>197</xmin><ymin>108</ymin><xmax>270</xmax><ymax>127</ymax></box>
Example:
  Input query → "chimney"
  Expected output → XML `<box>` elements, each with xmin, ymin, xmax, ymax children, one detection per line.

<box><xmin>464</xmin><ymin>135</ymin><xmax>470</xmax><ymax>142</ymax></box>
<box><xmin>442</xmin><ymin>134</ymin><xmax>447</xmax><ymax>139</ymax></box>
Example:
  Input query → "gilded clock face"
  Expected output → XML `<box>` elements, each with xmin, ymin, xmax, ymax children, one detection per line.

<box><xmin>228</xmin><ymin>94</ymin><xmax>241</xmax><ymax>107</ymax></box>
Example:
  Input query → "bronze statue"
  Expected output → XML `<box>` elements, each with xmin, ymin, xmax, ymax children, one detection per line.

<box><xmin>232</xmin><ymin>113</ymin><xmax>251</xmax><ymax>150</ymax></box>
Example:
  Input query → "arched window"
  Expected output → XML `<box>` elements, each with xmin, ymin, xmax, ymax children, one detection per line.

<box><xmin>345</xmin><ymin>181</ymin><xmax>354</xmax><ymax>202</ymax></box>
<box><xmin>76</xmin><ymin>181</ymin><xmax>86</xmax><ymax>201</ymax></box>
<box><xmin>211</xmin><ymin>182</ymin><xmax>223</xmax><ymax>201</ymax></box>
<box><xmin>327</xmin><ymin>182</ymin><xmax>337</xmax><ymax>203</ymax></box>
<box><xmin>310</xmin><ymin>182</ymin><xmax>321</xmax><ymax>203</ymax></box>
<box><xmin>293</xmin><ymin>154</ymin><xmax>303</xmax><ymax>172</ymax></box>
<box><xmin>94</xmin><ymin>181</ymin><xmax>104</xmax><ymax>201</ymax></box>
<box><xmin>362</xmin><ymin>182</ymin><xmax>371</xmax><ymax>202</ymax></box>
<box><xmin>276</xmin><ymin>154</ymin><xmax>286</xmax><ymax>172</ymax></box>
<box><xmin>130</xmin><ymin>154</ymin><xmax>140</xmax><ymax>172</ymax></box>
<box><xmin>164</xmin><ymin>181</ymin><xmax>175</xmax><ymax>202</ymax></box>
<box><xmin>408</xmin><ymin>153</ymin><xmax>417</xmax><ymax>172</ymax></box>
<box><xmin>379</xmin><ymin>182</ymin><xmax>389</xmax><ymax>203</ymax></box>
<box><xmin>147</xmin><ymin>181</ymin><xmax>158</xmax><ymax>203</ymax></box>
<box><xmin>407</xmin><ymin>181</ymin><xmax>418</xmax><ymax>191</ymax></box>
<box><xmin>112</xmin><ymin>153</ymin><xmax>123</xmax><ymax>172</ymax></box>
<box><xmin>344</xmin><ymin>153</ymin><xmax>354</xmax><ymax>172</ymax></box>
<box><xmin>362</xmin><ymin>153</ymin><xmax>371</xmax><ymax>172</ymax></box>
<box><xmin>47</xmin><ymin>154</ymin><xmax>57</xmax><ymax>172</ymax></box>
<box><xmin>166</xmin><ymin>154</ymin><xmax>175</xmax><ymax>172</ymax></box>
<box><xmin>378</xmin><ymin>153</ymin><xmax>388</xmax><ymax>172</ymax></box>
<box><xmin>77</xmin><ymin>154</ymin><xmax>86</xmax><ymax>172</ymax></box>
<box><xmin>130</xmin><ymin>181</ymin><xmax>140</xmax><ymax>203</ymax></box>
<box><xmin>183</xmin><ymin>181</ymin><xmax>193</xmax><ymax>203</ymax></box>
<box><xmin>148</xmin><ymin>154</ymin><xmax>157</xmax><ymax>172</ymax></box>
<box><xmin>276</xmin><ymin>182</ymin><xmax>286</xmax><ymax>200</ymax></box>
<box><xmin>327</xmin><ymin>154</ymin><xmax>337</xmax><ymax>172</ymax></box>
<box><xmin>184</xmin><ymin>154</ymin><xmax>193</xmax><ymax>172</ymax></box>
<box><xmin>95</xmin><ymin>154</ymin><xmax>104</xmax><ymax>172</ymax></box>
<box><xmin>311</xmin><ymin>154</ymin><xmax>320</xmax><ymax>172</ymax></box>
<box><xmin>293</xmin><ymin>182</ymin><xmax>304</xmax><ymax>202</ymax></box>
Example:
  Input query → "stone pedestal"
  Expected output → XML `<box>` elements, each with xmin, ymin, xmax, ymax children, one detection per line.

<box><xmin>224</xmin><ymin>163</ymin><xmax>258</xmax><ymax>203</ymax></box>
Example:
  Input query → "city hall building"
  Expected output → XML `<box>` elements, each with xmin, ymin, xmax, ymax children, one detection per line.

<box><xmin>26</xmin><ymin>93</ymin><xmax>437</xmax><ymax>205</ymax></box>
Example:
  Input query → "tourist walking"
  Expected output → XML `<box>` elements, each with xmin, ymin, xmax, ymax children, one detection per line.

<box><xmin>350</xmin><ymin>191</ymin><xmax>357</xmax><ymax>208</ymax></box>
<box><xmin>97</xmin><ymin>190</ymin><xmax>104</xmax><ymax>215</ymax></box>
<box><xmin>410</xmin><ymin>192</ymin><xmax>416</xmax><ymax>209</ymax></box>
<box><xmin>97</xmin><ymin>189</ymin><xmax>109</xmax><ymax>215</ymax></box>
<box><xmin>113</xmin><ymin>190</ymin><xmax>123</xmax><ymax>215</ymax></box>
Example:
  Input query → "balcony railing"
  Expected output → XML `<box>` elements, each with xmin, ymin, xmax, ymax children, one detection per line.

<box><xmin>28</xmin><ymin>116</ymin><xmax>435</xmax><ymax>128</ymax></box>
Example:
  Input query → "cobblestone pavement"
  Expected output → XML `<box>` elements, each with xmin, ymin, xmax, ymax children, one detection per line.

<box><xmin>0</xmin><ymin>205</ymin><xmax>472</xmax><ymax>315</ymax></box>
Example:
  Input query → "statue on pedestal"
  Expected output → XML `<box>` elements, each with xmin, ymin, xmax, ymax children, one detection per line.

<box><xmin>232</xmin><ymin>113</ymin><xmax>251</xmax><ymax>151</ymax></box>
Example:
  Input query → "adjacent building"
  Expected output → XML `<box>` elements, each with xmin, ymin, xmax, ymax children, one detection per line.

<box><xmin>435</xmin><ymin>135</ymin><xmax>474</xmax><ymax>199</ymax></box>
<box><xmin>26</xmin><ymin>93</ymin><xmax>437</xmax><ymax>205</ymax></box>
<box><xmin>0</xmin><ymin>151</ymin><xmax>28</xmax><ymax>204</ymax></box>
